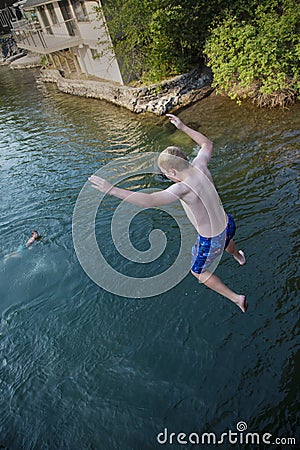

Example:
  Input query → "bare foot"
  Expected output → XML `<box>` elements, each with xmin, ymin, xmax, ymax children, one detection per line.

<box><xmin>234</xmin><ymin>250</ymin><xmax>246</xmax><ymax>266</ymax></box>
<box><xmin>235</xmin><ymin>295</ymin><xmax>248</xmax><ymax>313</ymax></box>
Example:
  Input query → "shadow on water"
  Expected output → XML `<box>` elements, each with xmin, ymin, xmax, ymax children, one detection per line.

<box><xmin>0</xmin><ymin>67</ymin><xmax>299</xmax><ymax>449</ymax></box>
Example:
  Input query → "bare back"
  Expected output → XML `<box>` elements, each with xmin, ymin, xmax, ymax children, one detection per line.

<box><xmin>171</xmin><ymin>162</ymin><xmax>227</xmax><ymax>237</ymax></box>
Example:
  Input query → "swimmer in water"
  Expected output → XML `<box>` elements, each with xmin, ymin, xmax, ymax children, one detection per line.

<box><xmin>4</xmin><ymin>230</ymin><xmax>41</xmax><ymax>260</ymax></box>
<box><xmin>25</xmin><ymin>230</ymin><xmax>41</xmax><ymax>248</ymax></box>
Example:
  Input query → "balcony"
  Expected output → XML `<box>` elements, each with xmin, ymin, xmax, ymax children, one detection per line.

<box><xmin>12</xmin><ymin>18</ymin><xmax>83</xmax><ymax>54</ymax></box>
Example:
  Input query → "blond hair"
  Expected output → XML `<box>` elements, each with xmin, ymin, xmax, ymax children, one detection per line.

<box><xmin>158</xmin><ymin>146</ymin><xmax>189</xmax><ymax>172</ymax></box>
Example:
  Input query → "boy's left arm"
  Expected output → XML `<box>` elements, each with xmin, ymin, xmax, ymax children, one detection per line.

<box><xmin>88</xmin><ymin>175</ymin><xmax>185</xmax><ymax>207</ymax></box>
<box><xmin>166</xmin><ymin>114</ymin><xmax>213</xmax><ymax>166</ymax></box>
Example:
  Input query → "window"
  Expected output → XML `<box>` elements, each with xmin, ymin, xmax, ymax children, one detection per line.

<box><xmin>47</xmin><ymin>4</ymin><xmax>58</xmax><ymax>25</ymax></box>
<box><xmin>90</xmin><ymin>48</ymin><xmax>100</xmax><ymax>59</ymax></box>
<box><xmin>71</xmin><ymin>0</ymin><xmax>88</xmax><ymax>22</ymax></box>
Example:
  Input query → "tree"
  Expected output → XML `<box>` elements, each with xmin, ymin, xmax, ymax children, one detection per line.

<box><xmin>97</xmin><ymin>0</ymin><xmax>220</xmax><ymax>82</ymax></box>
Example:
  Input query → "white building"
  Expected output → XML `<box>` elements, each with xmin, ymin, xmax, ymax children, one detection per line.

<box><xmin>12</xmin><ymin>0</ymin><xmax>124</xmax><ymax>84</ymax></box>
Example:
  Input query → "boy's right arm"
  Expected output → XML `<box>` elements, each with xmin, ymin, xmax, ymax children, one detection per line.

<box><xmin>166</xmin><ymin>114</ymin><xmax>213</xmax><ymax>166</ymax></box>
<box><xmin>88</xmin><ymin>175</ymin><xmax>183</xmax><ymax>207</ymax></box>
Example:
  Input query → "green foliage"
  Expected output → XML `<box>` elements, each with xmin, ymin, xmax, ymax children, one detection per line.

<box><xmin>41</xmin><ymin>55</ymin><xmax>47</xmax><ymax>67</ymax></box>
<box><xmin>204</xmin><ymin>0</ymin><xmax>300</xmax><ymax>105</ymax></box>
<box><xmin>97</xmin><ymin>0</ymin><xmax>222</xmax><ymax>83</ymax></box>
<box><xmin>96</xmin><ymin>0</ymin><xmax>299</xmax><ymax>106</ymax></box>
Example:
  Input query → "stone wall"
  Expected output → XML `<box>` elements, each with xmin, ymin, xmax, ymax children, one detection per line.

<box><xmin>40</xmin><ymin>66</ymin><xmax>214</xmax><ymax>115</ymax></box>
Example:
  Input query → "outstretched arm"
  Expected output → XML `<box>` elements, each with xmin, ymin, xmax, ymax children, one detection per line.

<box><xmin>166</xmin><ymin>114</ymin><xmax>213</xmax><ymax>166</ymax></box>
<box><xmin>88</xmin><ymin>175</ymin><xmax>183</xmax><ymax>207</ymax></box>
<box><xmin>25</xmin><ymin>237</ymin><xmax>35</xmax><ymax>248</ymax></box>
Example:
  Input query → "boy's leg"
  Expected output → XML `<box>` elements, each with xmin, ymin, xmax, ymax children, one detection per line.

<box><xmin>225</xmin><ymin>239</ymin><xmax>246</xmax><ymax>265</ymax></box>
<box><xmin>191</xmin><ymin>269</ymin><xmax>247</xmax><ymax>312</ymax></box>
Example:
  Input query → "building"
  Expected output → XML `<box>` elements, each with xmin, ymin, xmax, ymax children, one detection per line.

<box><xmin>0</xmin><ymin>2</ymin><xmax>26</xmax><ymax>61</ymax></box>
<box><xmin>0</xmin><ymin>2</ymin><xmax>23</xmax><ymax>34</ymax></box>
<box><xmin>12</xmin><ymin>0</ymin><xmax>124</xmax><ymax>84</ymax></box>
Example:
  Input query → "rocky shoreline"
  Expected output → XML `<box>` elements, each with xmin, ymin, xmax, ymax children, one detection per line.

<box><xmin>1</xmin><ymin>51</ymin><xmax>214</xmax><ymax>115</ymax></box>
<box><xmin>40</xmin><ymin>66</ymin><xmax>214</xmax><ymax>115</ymax></box>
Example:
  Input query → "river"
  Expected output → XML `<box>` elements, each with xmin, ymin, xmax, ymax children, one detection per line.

<box><xmin>0</xmin><ymin>66</ymin><xmax>299</xmax><ymax>449</ymax></box>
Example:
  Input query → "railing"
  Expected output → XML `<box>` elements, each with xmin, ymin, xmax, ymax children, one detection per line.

<box><xmin>13</xmin><ymin>18</ymin><xmax>81</xmax><ymax>52</ymax></box>
<box><xmin>11</xmin><ymin>19</ymin><xmax>30</xmax><ymax>30</ymax></box>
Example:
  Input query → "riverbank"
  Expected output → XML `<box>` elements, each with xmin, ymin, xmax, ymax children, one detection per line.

<box><xmin>0</xmin><ymin>51</ymin><xmax>41</xmax><ymax>68</ymax></box>
<box><xmin>1</xmin><ymin>51</ymin><xmax>213</xmax><ymax>115</ymax></box>
<box><xmin>40</xmin><ymin>65</ymin><xmax>213</xmax><ymax>115</ymax></box>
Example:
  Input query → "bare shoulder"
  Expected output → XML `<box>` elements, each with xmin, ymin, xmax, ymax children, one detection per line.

<box><xmin>191</xmin><ymin>158</ymin><xmax>213</xmax><ymax>182</ymax></box>
<box><xmin>193</xmin><ymin>141</ymin><xmax>214</xmax><ymax>167</ymax></box>
<box><xmin>166</xmin><ymin>181</ymin><xmax>190</xmax><ymax>197</ymax></box>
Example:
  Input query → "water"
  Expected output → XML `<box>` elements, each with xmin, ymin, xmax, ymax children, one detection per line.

<box><xmin>0</xmin><ymin>66</ymin><xmax>299</xmax><ymax>449</ymax></box>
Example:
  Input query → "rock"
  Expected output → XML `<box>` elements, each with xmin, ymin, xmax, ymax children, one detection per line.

<box><xmin>40</xmin><ymin>65</ymin><xmax>213</xmax><ymax>115</ymax></box>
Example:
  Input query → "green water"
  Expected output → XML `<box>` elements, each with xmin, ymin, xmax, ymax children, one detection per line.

<box><xmin>0</xmin><ymin>66</ymin><xmax>299</xmax><ymax>449</ymax></box>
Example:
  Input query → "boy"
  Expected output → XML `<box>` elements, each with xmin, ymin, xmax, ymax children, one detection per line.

<box><xmin>89</xmin><ymin>114</ymin><xmax>247</xmax><ymax>312</ymax></box>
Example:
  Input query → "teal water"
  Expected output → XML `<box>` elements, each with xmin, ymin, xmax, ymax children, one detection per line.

<box><xmin>0</xmin><ymin>66</ymin><xmax>299</xmax><ymax>449</ymax></box>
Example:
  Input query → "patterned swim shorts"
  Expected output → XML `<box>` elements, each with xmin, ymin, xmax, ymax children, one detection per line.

<box><xmin>191</xmin><ymin>214</ymin><xmax>236</xmax><ymax>274</ymax></box>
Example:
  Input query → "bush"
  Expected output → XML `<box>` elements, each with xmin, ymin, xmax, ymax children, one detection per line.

<box><xmin>204</xmin><ymin>0</ymin><xmax>300</xmax><ymax>106</ymax></box>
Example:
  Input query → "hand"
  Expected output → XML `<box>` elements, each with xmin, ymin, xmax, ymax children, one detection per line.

<box><xmin>166</xmin><ymin>113</ymin><xmax>184</xmax><ymax>130</ymax></box>
<box><xmin>88</xmin><ymin>175</ymin><xmax>113</xmax><ymax>193</ymax></box>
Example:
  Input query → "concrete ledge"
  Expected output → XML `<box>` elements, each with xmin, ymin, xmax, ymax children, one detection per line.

<box><xmin>40</xmin><ymin>66</ymin><xmax>214</xmax><ymax>115</ymax></box>
<box><xmin>10</xmin><ymin>53</ymin><xmax>41</xmax><ymax>69</ymax></box>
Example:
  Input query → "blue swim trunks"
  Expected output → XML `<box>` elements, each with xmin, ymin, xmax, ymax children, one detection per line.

<box><xmin>191</xmin><ymin>214</ymin><xmax>236</xmax><ymax>274</ymax></box>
